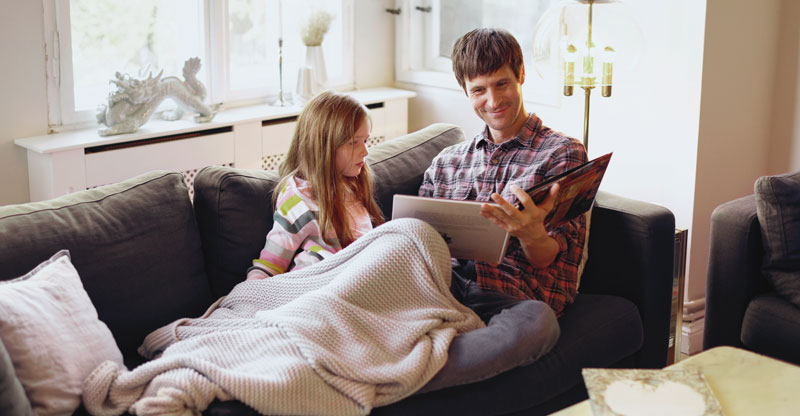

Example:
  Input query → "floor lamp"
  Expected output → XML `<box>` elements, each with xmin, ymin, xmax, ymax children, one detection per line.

<box><xmin>532</xmin><ymin>0</ymin><xmax>643</xmax><ymax>152</ymax></box>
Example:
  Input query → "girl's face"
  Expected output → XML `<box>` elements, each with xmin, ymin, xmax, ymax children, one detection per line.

<box><xmin>335</xmin><ymin>117</ymin><xmax>370</xmax><ymax>178</ymax></box>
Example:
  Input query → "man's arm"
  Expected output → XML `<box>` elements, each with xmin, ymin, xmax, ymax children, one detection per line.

<box><xmin>480</xmin><ymin>183</ymin><xmax>561</xmax><ymax>268</ymax></box>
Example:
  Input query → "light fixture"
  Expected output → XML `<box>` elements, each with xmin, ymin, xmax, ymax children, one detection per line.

<box><xmin>532</xmin><ymin>0</ymin><xmax>643</xmax><ymax>151</ymax></box>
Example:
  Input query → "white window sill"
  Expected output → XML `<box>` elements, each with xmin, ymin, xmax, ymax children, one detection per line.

<box><xmin>16</xmin><ymin>87</ymin><xmax>416</xmax><ymax>154</ymax></box>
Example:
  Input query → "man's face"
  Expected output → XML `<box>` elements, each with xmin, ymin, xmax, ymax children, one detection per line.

<box><xmin>464</xmin><ymin>64</ymin><xmax>526</xmax><ymax>143</ymax></box>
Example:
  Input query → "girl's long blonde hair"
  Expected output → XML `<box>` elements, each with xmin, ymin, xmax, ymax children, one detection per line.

<box><xmin>275</xmin><ymin>91</ymin><xmax>384</xmax><ymax>247</ymax></box>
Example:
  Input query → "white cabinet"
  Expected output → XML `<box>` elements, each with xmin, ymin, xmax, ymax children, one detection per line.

<box><xmin>15</xmin><ymin>88</ymin><xmax>416</xmax><ymax>201</ymax></box>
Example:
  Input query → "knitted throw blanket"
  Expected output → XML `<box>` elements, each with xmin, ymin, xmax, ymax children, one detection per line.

<box><xmin>82</xmin><ymin>219</ymin><xmax>484</xmax><ymax>416</ymax></box>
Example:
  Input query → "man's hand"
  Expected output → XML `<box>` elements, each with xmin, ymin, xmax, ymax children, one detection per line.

<box><xmin>480</xmin><ymin>183</ymin><xmax>561</xmax><ymax>268</ymax></box>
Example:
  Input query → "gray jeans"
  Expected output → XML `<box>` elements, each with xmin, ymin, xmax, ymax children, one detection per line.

<box><xmin>419</xmin><ymin>261</ymin><xmax>561</xmax><ymax>393</ymax></box>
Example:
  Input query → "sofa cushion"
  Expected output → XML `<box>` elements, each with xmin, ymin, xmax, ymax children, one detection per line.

<box><xmin>367</xmin><ymin>123</ymin><xmax>465</xmax><ymax>218</ymax></box>
<box><xmin>193</xmin><ymin>167</ymin><xmax>281</xmax><ymax>298</ymax></box>
<box><xmin>192</xmin><ymin>123</ymin><xmax>466</xmax><ymax>298</ymax></box>
<box><xmin>741</xmin><ymin>293</ymin><xmax>800</xmax><ymax>365</ymax></box>
<box><xmin>0</xmin><ymin>250</ymin><xmax>123</xmax><ymax>416</ymax></box>
<box><xmin>0</xmin><ymin>171</ymin><xmax>213</xmax><ymax>358</ymax></box>
<box><xmin>372</xmin><ymin>293</ymin><xmax>642</xmax><ymax>415</ymax></box>
<box><xmin>754</xmin><ymin>171</ymin><xmax>800</xmax><ymax>307</ymax></box>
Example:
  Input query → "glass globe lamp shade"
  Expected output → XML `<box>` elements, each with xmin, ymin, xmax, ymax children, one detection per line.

<box><xmin>532</xmin><ymin>0</ymin><xmax>644</xmax><ymax>97</ymax></box>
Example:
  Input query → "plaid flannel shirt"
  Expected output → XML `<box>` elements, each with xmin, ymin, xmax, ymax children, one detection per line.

<box><xmin>419</xmin><ymin>114</ymin><xmax>587</xmax><ymax>316</ymax></box>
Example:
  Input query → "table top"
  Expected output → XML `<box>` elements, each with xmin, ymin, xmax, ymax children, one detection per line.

<box><xmin>551</xmin><ymin>346</ymin><xmax>800</xmax><ymax>416</ymax></box>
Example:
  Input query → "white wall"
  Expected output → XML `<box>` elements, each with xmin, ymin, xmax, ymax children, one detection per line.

<box><xmin>353</xmin><ymin>0</ymin><xmax>395</xmax><ymax>89</ymax></box>
<box><xmin>0</xmin><ymin>1</ymin><xmax>48</xmax><ymax>206</ymax></box>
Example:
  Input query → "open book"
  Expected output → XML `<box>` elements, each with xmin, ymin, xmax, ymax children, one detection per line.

<box><xmin>391</xmin><ymin>153</ymin><xmax>612</xmax><ymax>263</ymax></box>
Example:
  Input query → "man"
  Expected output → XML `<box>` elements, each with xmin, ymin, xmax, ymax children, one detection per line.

<box><xmin>418</xmin><ymin>28</ymin><xmax>587</xmax><ymax>391</ymax></box>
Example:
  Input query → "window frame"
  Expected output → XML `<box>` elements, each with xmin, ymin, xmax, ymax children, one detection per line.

<box><xmin>43</xmin><ymin>0</ymin><xmax>354</xmax><ymax>130</ymax></box>
<box><xmin>393</xmin><ymin>0</ymin><xmax>560</xmax><ymax>106</ymax></box>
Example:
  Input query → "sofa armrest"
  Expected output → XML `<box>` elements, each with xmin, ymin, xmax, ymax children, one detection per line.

<box><xmin>579</xmin><ymin>191</ymin><xmax>675</xmax><ymax>368</ymax></box>
<box><xmin>702</xmin><ymin>194</ymin><xmax>768</xmax><ymax>350</ymax></box>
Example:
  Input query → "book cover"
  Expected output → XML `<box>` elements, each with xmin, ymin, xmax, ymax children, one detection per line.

<box><xmin>582</xmin><ymin>368</ymin><xmax>724</xmax><ymax>416</ymax></box>
<box><xmin>519</xmin><ymin>152</ymin><xmax>612</xmax><ymax>227</ymax></box>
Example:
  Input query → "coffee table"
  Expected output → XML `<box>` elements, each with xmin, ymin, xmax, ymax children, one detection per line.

<box><xmin>550</xmin><ymin>346</ymin><xmax>800</xmax><ymax>415</ymax></box>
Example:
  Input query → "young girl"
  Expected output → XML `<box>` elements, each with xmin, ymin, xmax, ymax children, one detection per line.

<box><xmin>247</xmin><ymin>91</ymin><xmax>385</xmax><ymax>280</ymax></box>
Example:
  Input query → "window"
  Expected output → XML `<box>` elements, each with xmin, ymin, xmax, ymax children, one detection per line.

<box><xmin>44</xmin><ymin>0</ymin><xmax>353</xmax><ymax>128</ymax></box>
<box><xmin>394</xmin><ymin>0</ymin><xmax>558</xmax><ymax>106</ymax></box>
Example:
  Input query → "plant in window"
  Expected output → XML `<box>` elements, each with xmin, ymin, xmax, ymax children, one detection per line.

<box><xmin>301</xmin><ymin>10</ymin><xmax>336</xmax><ymax>94</ymax></box>
<box><xmin>301</xmin><ymin>10</ymin><xmax>334</xmax><ymax>47</ymax></box>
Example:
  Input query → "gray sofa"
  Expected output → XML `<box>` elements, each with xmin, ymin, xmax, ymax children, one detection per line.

<box><xmin>703</xmin><ymin>173</ymin><xmax>800</xmax><ymax>365</ymax></box>
<box><xmin>0</xmin><ymin>123</ymin><xmax>675</xmax><ymax>415</ymax></box>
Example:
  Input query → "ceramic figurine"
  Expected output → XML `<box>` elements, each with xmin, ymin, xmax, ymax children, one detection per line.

<box><xmin>96</xmin><ymin>57</ymin><xmax>216</xmax><ymax>136</ymax></box>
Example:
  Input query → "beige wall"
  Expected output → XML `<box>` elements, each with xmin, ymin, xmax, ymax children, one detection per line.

<box><xmin>768</xmin><ymin>0</ymin><xmax>800</xmax><ymax>173</ymax></box>
<box><xmin>0</xmin><ymin>1</ymin><xmax>48</xmax><ymax>205</ymax></box>
<box><xmin>688</xmin><ymin>0</ymin><xmax>785</xmax><ymax>300</ymax></box>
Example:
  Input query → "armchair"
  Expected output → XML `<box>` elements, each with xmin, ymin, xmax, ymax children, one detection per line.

<box><xmin>703</xmin><ymin>174</ymin><xmax>800</xmax><ymax>365</ymax></box>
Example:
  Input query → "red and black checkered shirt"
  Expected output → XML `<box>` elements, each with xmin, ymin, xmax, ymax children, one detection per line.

<box><xmin>419</xmin><ymin>114</ymin><xmax>587</xmax><ymax>316</ymax></box>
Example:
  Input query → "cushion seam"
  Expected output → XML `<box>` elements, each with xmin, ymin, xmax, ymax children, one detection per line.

<box><xmin>0</xmin><ymin>171</ymin><xmax>183</xmax><ymax>221</ymax></box>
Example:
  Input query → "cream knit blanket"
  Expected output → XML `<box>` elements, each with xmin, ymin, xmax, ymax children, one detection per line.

<box><xmin>82</xmin><ymin>218</ymin><xmax>484</xmax><ymax>416</ymax></box>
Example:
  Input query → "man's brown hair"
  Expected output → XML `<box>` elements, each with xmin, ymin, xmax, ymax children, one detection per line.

<box><xmin>451</xmin><ymin>28</ymin><xmax>524</xmax><ymax>93</ymax></box>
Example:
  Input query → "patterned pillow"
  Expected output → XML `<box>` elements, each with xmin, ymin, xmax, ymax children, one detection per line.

<box><xmin>754</xmin><ymin>171</ymin><xmax>800</xmax><ymax>307</ymax></box>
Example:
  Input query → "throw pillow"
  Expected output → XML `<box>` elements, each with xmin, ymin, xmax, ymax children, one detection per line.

<box><xmin>754</xmin><ymin>171</ymin><xmax>800</xmax><ymax>308</ymax></box>
<box><xmin>0</xmin><ymin>250</ymin><xmax>124</xmax><ymax>416</ymax></box>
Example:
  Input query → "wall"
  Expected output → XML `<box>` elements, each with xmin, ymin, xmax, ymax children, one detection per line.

<box><xmin>353</xmin><ymin>0</ymin><xmax>395</xmax><ymax>89</ymax></box>
<box><xmin>0</xmin><ymin>1</ymin><xmax>48</xmax><ymax>205</ymax></box>
<box><xmin>768</xmin><ymin>0</ymin><xmax>800</xmax><ymax>173</ymax></box>
<box><xmin>688</xmin><ymin>0</ymin><xmax>784</xmax><ymax>301</ymax></box>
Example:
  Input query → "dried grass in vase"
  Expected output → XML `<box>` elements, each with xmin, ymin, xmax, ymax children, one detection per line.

<box><xmin>301</xmin><ymin>10</ymin><xmax>335</xmax><ymax>46</ymax></box>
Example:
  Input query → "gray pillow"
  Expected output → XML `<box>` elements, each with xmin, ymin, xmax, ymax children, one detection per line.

<box><xmin>754</xmin><ymin>171</ymin><xmax>800</xmax><ymax>307</ymax></box>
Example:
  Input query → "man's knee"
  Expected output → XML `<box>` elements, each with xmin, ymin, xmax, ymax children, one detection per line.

<box><xmin>490</xmin><ymin>300</ymin><xmax>560</xmax><ymax>362</ymax></box>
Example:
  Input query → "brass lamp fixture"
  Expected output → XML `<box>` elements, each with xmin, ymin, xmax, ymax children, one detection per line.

<box><xmin>532</xmin><ymin>0</ymin><xmax>643</xmax><ymax>151</ymax></box>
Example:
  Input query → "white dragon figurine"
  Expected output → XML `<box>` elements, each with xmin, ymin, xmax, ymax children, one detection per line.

<box><xmin>96</xmin><ymin>57</ymin><xmax>217</xmax><ymax>136</ymax></box>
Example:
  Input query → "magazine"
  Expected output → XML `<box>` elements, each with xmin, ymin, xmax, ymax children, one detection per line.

<box><xmin>519</xmin><ymin>152</ymin><xmax>612</xmax><ymax>227</ymax></box>
<box><xmin>391</xmin><ymin>153</ymin><xmax>612</xmax><ymax>263</ymax></box>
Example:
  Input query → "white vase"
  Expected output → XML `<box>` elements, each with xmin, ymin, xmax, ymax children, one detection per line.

<box><xmin>304</xmin><ymin>46</ymin><xmax>327</xmax><ymax>94</ymax></box>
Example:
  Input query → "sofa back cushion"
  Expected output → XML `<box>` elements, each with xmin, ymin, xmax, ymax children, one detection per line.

<box><xmin>0</xmin><ymin>171</ymin><xmax>213</xmax><ymax>357</ymax></box>
<box><xmin>754</xmin><ymin>170</ymin><xmax>800</xmax><ymax>307</ymax></box>
<box><xmin>193</xmin><ymin>123</ymin><xmax>465</xmax><ymax>298</ymax></box>
<box><xmin>367</xmin><ymin>123</ymin><xmax>465</xmax><ymax>218</ymax></box>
